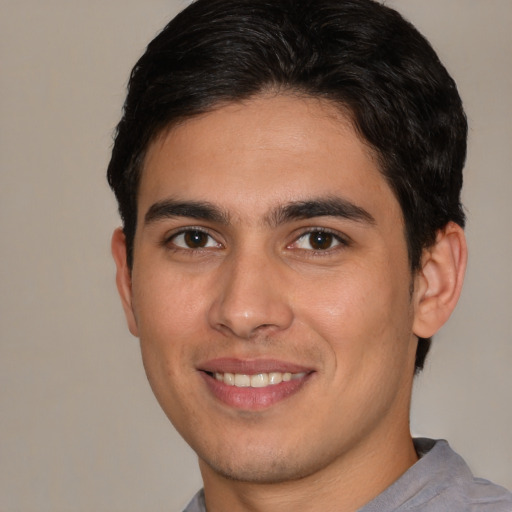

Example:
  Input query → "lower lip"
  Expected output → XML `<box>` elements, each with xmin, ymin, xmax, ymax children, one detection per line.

<box><xmin>200</xmin><ymin>372</ymin><xmax>311</xmax><ymax>410</ymax></box>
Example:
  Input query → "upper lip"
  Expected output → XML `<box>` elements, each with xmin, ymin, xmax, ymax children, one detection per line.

<box><xmin>198</xmin><ymin>358</ymin><xmax>313</xmax><ymax>375</ymax></box>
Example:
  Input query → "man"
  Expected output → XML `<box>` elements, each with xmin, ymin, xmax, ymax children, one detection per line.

<box><xmin>107</xmin><ymin>0</ymin><xmax>512</xmax><ymax>510</ymax></box>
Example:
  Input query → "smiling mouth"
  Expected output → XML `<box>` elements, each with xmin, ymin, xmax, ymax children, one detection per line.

<box><xmin>200</xmin><ymin>362</ymin><xmax>313</xmax><ymax>410</ymax></box>
<box><xmin>210</xmin><ymin>371</ymin><xmax>307</xmax><ymax>388</ymax></box>
<box><xmin>198</xmin><ymin>357</ymin><xmax>315</xmax><ymax>409</ymax></box>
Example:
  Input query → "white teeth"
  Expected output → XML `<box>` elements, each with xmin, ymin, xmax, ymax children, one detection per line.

<box><xmin>234</xmin><ymin>374</ymin><xmax>251</xmax><ymax>387</ymax></box>
<box><xmin>213</xmin><ymin>371</ymin><xmax>306</xmax><ymax>388</ymax></box>
<box><xmin>268</xmin><ymin>372</ymin><xmax>282</xmax><ymax>385</ymax></box>
<box><xmin>250</xmin><ymin>373</ymin><xmax>269</xmax><ymax>388</ymax></box>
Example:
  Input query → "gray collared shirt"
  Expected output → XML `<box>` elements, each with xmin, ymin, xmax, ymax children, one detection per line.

<box><xmin>182</xmin><ymin>438</ymin><xmax>512</xmax><ymax>511</ymax></box>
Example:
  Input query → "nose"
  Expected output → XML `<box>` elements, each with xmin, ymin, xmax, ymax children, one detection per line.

<box><xmin>207</xmin><ymin>250</ymin><xmax>294</xmax><ymax>340</ymax></box>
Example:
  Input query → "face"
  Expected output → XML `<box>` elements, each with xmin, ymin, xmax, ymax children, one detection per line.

<box><xmin>116</xmin><ymin>94</ymin><xmax>420</xmax><ymax>484</ymax></box>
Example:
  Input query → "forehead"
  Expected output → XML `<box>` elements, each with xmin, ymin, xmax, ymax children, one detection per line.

<box><xmin>138</xmin><ymin>94</ymin><xmax>398</xmax><ymax>225</ymax></box>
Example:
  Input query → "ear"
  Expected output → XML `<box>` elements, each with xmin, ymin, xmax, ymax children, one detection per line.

<box><xmin>412</xmin><ymin>222</ymin><xmax>467</xmax><ymax>338</ymax></box>
<box><xmin>111</xmin><ymin>227</ymin><xmax>139</xmax><ymax>337</ymax></box>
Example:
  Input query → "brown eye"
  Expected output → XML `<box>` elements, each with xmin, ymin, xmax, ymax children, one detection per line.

<box><xmin>308</xmin><ymin>231</ymin><xmax>334</xmax><ymax>250</ymax></box>
<box><xmin>184</xmin><ymin>230</ymin><xmax>209</xmax><ymax>248</ymax></box>
<box><xmin>170</xmin><ymin>230</ymin><xmax>219</xmax><ymax>249</ymax></box>
<box><xmin>293</xmin><ymin>230</ymin><xmax>344</xmax><ymax>251</ymax></box>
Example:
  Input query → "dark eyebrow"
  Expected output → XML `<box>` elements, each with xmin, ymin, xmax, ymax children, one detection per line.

<box><xmin>144</xmin><ymin>199</ymin><xmax>230</xmax><ymax>225</ymax></box>
<box><xmin>267</xmin><ymin>197</ymin><xmax>375</xmax><ymax>226</ymax></box>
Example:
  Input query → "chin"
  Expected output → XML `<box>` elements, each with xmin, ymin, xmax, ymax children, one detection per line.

<box><xmin>205</xmin><ymin>459</ymin><xmax>310</xmax><ymax>485</ymax></box>
<box><xmin>198</xmin><ymin>442</ymin><xmax>327</xmax><ymax>484</ymax></box>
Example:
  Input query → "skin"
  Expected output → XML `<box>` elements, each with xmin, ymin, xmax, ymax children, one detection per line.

<box><xmin>112</xmin><ymin>93</ymin><xmax>466</xmax><ymax>512</ymax></box>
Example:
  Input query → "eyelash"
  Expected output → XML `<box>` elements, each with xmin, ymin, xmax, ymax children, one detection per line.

<box><xmin>162</xmin><ymin>227</ymin><xmax>350</xmax><ymax>254</ymax></box>
<box><xmin>289</xmin><ymin>228</ymin><xmax>350</xmax><ymax>254</ymax></box>
<box><xmin>163</xmin><ymin>227</ymin><xmax>222</xmax><ymax>252</ymax></box>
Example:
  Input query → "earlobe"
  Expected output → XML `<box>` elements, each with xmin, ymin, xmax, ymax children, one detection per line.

<box><xmin>111</xmin><ymin>227</ymin><xmax>139</xmax><ymax>337</ymax></box>
<box><xmin>412</xmin><ymin>222</ymin><xmax>467</xmax><ymax>339</ymax></box>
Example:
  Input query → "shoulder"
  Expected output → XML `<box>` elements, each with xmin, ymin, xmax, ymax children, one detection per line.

<box><xmin>361</xmin><ymin>439</ymin><xmax>512</xmax><ymax>512</ymax></box>
<box><xmin>426</xmin><ymin>439</ymin><xmax>512</xmax><ymax>511</ymax></box>
<box><xmin>414</xmin><ymin>439</ymin><xmax>512</xmax><ymax>511</ymax></box>
<box><xmin>458</xmin><ymin>476</ymin><xmax>512</xmax><ymax>511</ymax></box>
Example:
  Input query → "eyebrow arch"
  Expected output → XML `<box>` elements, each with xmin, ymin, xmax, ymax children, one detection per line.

<box><xmin>267</xmin><ymin>197</ymin><xmax>376</xmax><ymax>226</ymax></box>
<box><xmin>144</xmin><ymin>198</ymin><xmax>230</xmax><ymax>225</ymax></box>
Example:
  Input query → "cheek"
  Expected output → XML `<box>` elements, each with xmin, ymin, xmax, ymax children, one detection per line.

<box><xmin>131</xmin><ymin>270</ymin><xmax>211</xmax><ymax>426</ymax></box>
<box><xmin>295</xmin><ymin>262</ymin><xmax>414</xmax><ymax>370</ymax></box>
<box><xmin>131</xmin><ymin>269</ymin><xmax>212</xmax><ymax>395</ymax></box>
<box><xmin>133</xmin><ymin>268</ymin><xmax>209</xmax><ymax>341</ymax></box>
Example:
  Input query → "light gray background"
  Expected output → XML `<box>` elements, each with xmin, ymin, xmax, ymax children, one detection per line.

<box><xmin>1</xmin><ymin>1</ymin><xmax>510</xmax><ymax>511</ymax></box>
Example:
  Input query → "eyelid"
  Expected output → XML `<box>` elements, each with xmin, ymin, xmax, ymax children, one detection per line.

<box><xmin>160</xmin><ymin>225</ymin><xmax>350</xmax><ymax>253</ymax></box>
<box><xmin>162</xmin><ymin>226</ymin><xmax>223</xmax><ymax>249</ymax></box>
<box><xmin>288</xmin><ymin>227</ymin><xmax>351</xmax><ymax>251</ymax></box>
